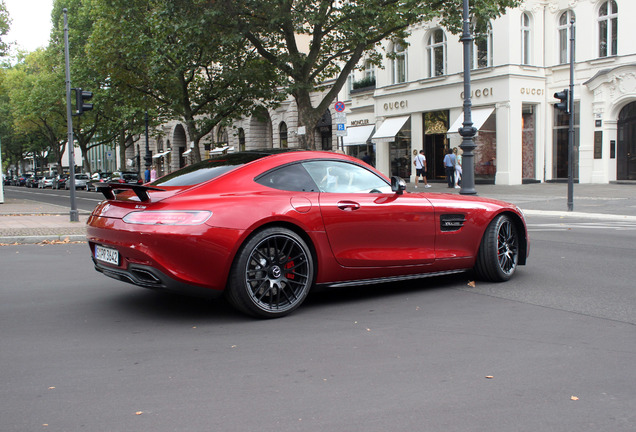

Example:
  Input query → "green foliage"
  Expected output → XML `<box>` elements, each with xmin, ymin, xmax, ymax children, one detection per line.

<box><xmin>221</xmin><ymin>0</ymin><xmax>520</xmax><ymax>149</ymax></box>
<box><xmin>86</xmin><ymin>0</ymin><xmax>285</xmax><ymax>162</ymax></box>
<box><xmin>0</xmin><ymin>0</ymin><xmax>10</xmax><ymax>57</ymax></box>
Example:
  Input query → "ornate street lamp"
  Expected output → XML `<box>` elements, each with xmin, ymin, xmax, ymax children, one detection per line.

<box><xmin>459</xmin><ymin>0</ymin><xmax>477</xmax><ymax>195</ymax></box>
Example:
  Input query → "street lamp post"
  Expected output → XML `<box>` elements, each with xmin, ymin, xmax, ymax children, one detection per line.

<box><xmin>144</xmin><ymin>110</ymin><xmax>151</xmax><ymax>181</ymax></box>
<box><xmin>459</xmin><ymin>0</ymin><xmax>477</xmax><ymax>195</ymax></box>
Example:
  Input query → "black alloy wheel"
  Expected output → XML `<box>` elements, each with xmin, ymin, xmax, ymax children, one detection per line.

<box><xmin>474</xmin><ymin>214</ymin><xmax>519</xmax><ymax>282</ymax></box>
<box><xmin>227</xmin><ymin>227</ymin><xmax>314</xmax><ymax>318</ymax></box>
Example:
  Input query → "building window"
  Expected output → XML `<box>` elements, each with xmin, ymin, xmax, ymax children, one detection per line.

<box><xmin>472</xmin><ymin>19</ymin><xmax>492</xmax><ymax>69</ymax></box>
<box><xmin>558</xmin><ymin>10</ymin><xmax>575</xmax><ymax>64</ymax></box>
<box><xmin>598</xmin><ymin>0</ymin><xmax>618</xmax><ymax>57</ymax></box>
<box><xmin>217</xmin><ymin>127</ymin><xmax>228</xmax><ymax>146</ymax></box>
<box><xmin>279</xmin><ymin>122</ymin><xmax>288</xmax><ymax>148</ymax></box>
<box><xmin>238</xmin><ymin>128</ymin><xmax>245</xmax><ymax>152</ymax></box>
<box><xmin>521</xmin><ymin>13</ymin><xmax>531</xmax><ymax>65</ymax></box>
<box><xmin>391</xmin><ymin>42</ymin><xmax>407</xmax><ymax>84</ymax></box>
<box><xmin>364</xmin><ymin>60</ymin><xmax>375</xmax><ymax>81</ymax></box>
<box><xmin>426</xmin><ymin>29</ymin><xmax>446</xmax><ymax>77</ymax></box>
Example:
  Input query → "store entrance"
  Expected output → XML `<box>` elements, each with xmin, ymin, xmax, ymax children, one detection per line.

<box><xmin>423</xmin><ymin>111</ymin><xmax>449</xmax><ymax>180</ymax></box>
<box><xmin>617</xmin><ymin>101</ymin><xmax>636</xmax><ymax>180</ymax></box>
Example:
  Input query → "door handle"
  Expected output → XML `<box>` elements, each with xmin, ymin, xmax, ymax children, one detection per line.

<box><xmin>337</xmin><ymin>201</ymin><xmax>361</xmax><ymax>211</ymax></box>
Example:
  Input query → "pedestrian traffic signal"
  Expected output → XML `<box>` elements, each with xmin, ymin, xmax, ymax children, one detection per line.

<box><xmin>73</xmin><ymin>88</ymin><xmax>93</xmax><ymax>116</ymax></box>
<box><xmin>554</xmin><ymin>89</ymin><xmax>569</xmax><ymax>114</ymax></box>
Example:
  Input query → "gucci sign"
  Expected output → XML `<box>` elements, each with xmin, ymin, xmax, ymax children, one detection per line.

<box><xmin>460</xmin><ymin>88</ymin><xmax>493</xmax><ymax>99</ymax></box>
<box><xmin>383</xmin><ymin>100</ymin><xmax>408</xmax><ymax>111</ymax></box>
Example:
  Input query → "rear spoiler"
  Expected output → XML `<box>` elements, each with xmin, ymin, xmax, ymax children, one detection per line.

<box><xmin>97</xmin><ymin>183</ymin><xmax>166</xmax><ymax>202</ymax></box>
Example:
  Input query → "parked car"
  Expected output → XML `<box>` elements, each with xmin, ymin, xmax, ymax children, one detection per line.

<box><xmin>87</xmin><ymin>150</ymin><xmax>529</xmax><ymax>318</ymax></box>
<box><xmin>26</xmin><ymin>175</ymin><xmax>42</xmax><ymax>188</ymax></box>
<box><xmin>52</xmin><ymin>174</ymin><xmax>69</xmax><ymax>190</ymax></box>
<box><xmin>38</xmin><ymin>175</ymin><xmax>55</xmax><ymax>189</ymax></box>
<box><xmin>88</xmin><ymin>172</ymin><xmax>112</xmax><ymax>191</ymax></box>
<box><xmin>110</xmin><ymin>171</ymin><xmax>142</xmax><ymax>185</ymax></box>
<box><xmin>66</xmin><ymin>173</ymin><xmax>90</xmax><ymax>190</ymax></box>
<box><xmin>16</xmin><ymin>174</ymin><xmax>28</xmax><ymax>186</ymax></box>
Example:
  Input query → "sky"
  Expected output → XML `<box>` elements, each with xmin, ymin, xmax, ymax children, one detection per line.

<box><xmin>4</xmin><ymin>0</ymin><xmax>54</xmax><ymax>52</ymax></box>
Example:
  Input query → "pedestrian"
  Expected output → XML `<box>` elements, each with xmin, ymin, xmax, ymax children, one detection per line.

<box><xmin>150</xmin><ymin>167</ymin><xmax>157</xmax><ymax>182</ymax></box>
<box><xmin>144</xmin><ymin>168</ymin><xmax>150</xmax><ymax>183</ymax></box>
<box><xmin>443</xmin><ymin>148</ymin><xmax>457</xmax><ymax>188</ymax></box>
<box><xmin>413</xmin><ymin>149</ymin><xmax>430</xmax><ymax>188</ymax></box>
<box><xmin>361</xmin><ymin>152</ymin><xmax>372</xmax><ymax>166</ymax></box>
<box><xmin>453</xmin><ymin>147</ymin><xmax>462</xmax><ymax>189</ymax></box>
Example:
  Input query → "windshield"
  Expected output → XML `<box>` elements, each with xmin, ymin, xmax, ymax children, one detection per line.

<box><xmin>153</xmin><ymin>151</ymin><xmax>288</xmax><ymax>187</ymax></box>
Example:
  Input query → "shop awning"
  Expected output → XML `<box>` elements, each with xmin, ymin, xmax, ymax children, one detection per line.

<box><xmin>371</xmin><ymin>116</ymin><xmax>410</xmax><ymax>143</ymax></box>
<box><xmin>342</xmin><ymin>125</ymin><xmax>375</xmax><ymax>146</ymax></box>
<box><xmin>182</xmin><ymin>149</ymin><xmax>192</xmax><ymax>156</ymax></box>
<box><xmin>210</xmin><ymin>145</ymin><xmax>230</xmax><ymax>155</ymax></box>
<box><xmin>447</xmin><ymin>107</ymin><xmax>494</xmax><ymax>135</ymax></box>
<box><xmin>152</xmin><ymin>150</ymin><xmax>171</xmax><ymax>159</ymax></box>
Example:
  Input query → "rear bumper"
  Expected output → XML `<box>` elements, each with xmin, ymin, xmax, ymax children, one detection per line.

<box><xmin>93</xmin><ymin>258</ymin><xmax>223</xmax><ymax>299</ymax></box>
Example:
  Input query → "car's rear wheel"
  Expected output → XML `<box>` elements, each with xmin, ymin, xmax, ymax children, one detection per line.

<box><xmin>474</xmin><ymin>214</ymin><xmax>519</xmax><ymax>282</ymax></box>
<box><xmin>227</xmin><ymin>227</ymin><xmax>314</xmax><ymax>318</ymax></box>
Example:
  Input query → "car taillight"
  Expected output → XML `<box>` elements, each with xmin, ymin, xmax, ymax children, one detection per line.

<box><xmin>118</xmin><ymin>179</ymin><xmax>125</xmax><ymax>183</ymax></box>
<box><xmin>122</xmin><ymin>211</ymin><xmax>212</xmax><ymax>226</ymax></box>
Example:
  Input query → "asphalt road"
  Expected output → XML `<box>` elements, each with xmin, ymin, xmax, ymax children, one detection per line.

<box><xmin>2</xmin><ymin>186</ymin><xmax>104</xmax><ymax>213</ymax></box>
<box><xmin>1</xmin><ymin>219</ymin><xmax>635</xmax><ymax>432</ymax></box>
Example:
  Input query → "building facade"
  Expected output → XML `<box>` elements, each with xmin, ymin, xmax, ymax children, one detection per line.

<box><xmin>136</xmin><ymin>0</ymin><xmax>636</xmax><ymax>185</ymax></box>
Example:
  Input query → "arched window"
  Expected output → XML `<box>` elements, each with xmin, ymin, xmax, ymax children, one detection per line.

<box><xmin>391</xmin><ymin>41</ymin><xmax>407</xmax><ymax>84</ymax></box>
<box><xmin>472</xmin><ymin>19</ymin><xmax>492</xmax><ymax>69</ymax></box>
<box><xmin>598</xmin><ymin>0</ymin><xmax>618</xmax><ymax>57</ymax></box>
<box><xmin>279</xmin><ymin>122</ymin><xmax>288</xmax><ymax>149</ymax></box>
<box><xmin>426</xmin><ymin>29</ymin><xmax>446</xmax><ymax>77</ymax></box>
<box><xmin>217</xmin><ymin>127</ymin><xmax>228</xmax><ymax>146</ymax></box>
<box><xmin>521</xmin><ymin>13</ymin><xmax>532</xmax><ymax>65</ymax></box>
<box><xmin>558</xmin><ymin>10</ymin><xmax>575</xmax><ymax>64</ymax></box>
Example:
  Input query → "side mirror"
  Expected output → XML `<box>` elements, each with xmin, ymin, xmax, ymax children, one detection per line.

<box><xmin>391</xmin><ymin>176</ymin><xmax>407</xmax><ymax>195</ymax></box>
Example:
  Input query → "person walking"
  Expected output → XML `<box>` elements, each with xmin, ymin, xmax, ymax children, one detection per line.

<box><xmin>453</xmin><ymin>147</ymin><xmax>462</xmax><ymax>189</ymax></box>
<box><xmin>443</xmin><ymin>148</ymin><xmax>457</xmax><ymax>188</ymax></box>
<box><xmin>413</xmin><ymin>149</ymin><xmax>431</xmax><ymax>188</ymax></box>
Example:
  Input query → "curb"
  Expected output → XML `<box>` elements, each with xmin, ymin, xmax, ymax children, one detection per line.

<box><xmin>0</xmin><ymin>234</ymin><xmax>87</xmax><ymax>246</ymax></box>
<box><xmin>522</xmin><ymin>209</ymin><xmax>636</xmax><ymax>222</ymax></box>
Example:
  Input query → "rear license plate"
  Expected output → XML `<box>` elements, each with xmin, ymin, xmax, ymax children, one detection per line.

<box><xmin>95</xmin><ymin>245</ymin><xmax>119</xmax><ymax>265</ymax></box>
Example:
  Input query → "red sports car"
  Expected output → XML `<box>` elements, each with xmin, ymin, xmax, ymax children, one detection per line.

<box><xmin>87</xmin><ymin>150</ymin><xmax>528</xmax><ymax>318</ymax></box>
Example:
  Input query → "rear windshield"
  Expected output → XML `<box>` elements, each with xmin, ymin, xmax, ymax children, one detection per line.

<box><xmin>76</xmin><ymin>174</ymin><xmax>89</xmax><ymax>180</ymax></box>
<box><xmin>121</xmin><ymin>173</ymin><xmax>138</xmax><ymax>180</ymax></box>
<box><xmin>153</xmin><ymin>151</ymin><xmax>285</xmax><ymax>187</ymax></box>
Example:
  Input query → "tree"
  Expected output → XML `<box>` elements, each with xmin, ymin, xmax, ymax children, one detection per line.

<box><xmin>5</xmin><ymin>50</ymin><xmax>70</xmax><ymax>173</ymax></box>
<box><xmin>0</xmin><ymin>0</ymin><xmax>11</xmax><ymax>57</ymax></box>
<box><xmin>223</xmin><ymin>0</ymin><xmax>519</xmax><ymax>150</ymax></box>
<box><xmin>86</xmin><ymin>0</ymin><xmax>285</xmax><ymax>163</ymax></box>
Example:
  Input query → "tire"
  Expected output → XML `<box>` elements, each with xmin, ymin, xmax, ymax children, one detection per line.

<box><xmin>226</xmin><ymin>227</ymin><xmax>314</xmax><ymax>318</ymax></box>
<box><xmin>474</xmin><ymin>214</ymin><xmax>519</xmax><ymax>282</ymax></box>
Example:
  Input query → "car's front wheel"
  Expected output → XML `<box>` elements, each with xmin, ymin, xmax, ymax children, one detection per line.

<box><xmin>226</xmin><ymin>227</ymin><xmax>314</xmax><ymax>318</ymax></box>
<box><xmin>474</xmin><ymin>214</ymin><xmax>519</xmax><ymax>282</ymax></box>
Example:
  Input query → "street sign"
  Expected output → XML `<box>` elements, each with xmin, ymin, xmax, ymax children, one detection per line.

<box><xmin>334</xmin><ymin>101</ymin><xmax>345</xmax><ymax>112</ymax></box>
<box><xmin>336</xmin><ymin>123</ymin><xmax>347</xmax><ymax>136</ymax></box>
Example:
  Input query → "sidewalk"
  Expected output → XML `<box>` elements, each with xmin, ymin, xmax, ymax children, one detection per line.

<box><xmin>1</xmin><ymin>182</ymin><xmax>635</xmax><ymax>245</ymax></box>
<box><xmin>0</xmin><ymin>198</ymin><xmax>90</xmax><ymax>245</ymax></box>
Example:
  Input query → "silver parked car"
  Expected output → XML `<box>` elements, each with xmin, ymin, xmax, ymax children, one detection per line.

<box><xmin>66</xmin><ymin>173</ymin><xmax>90</xmax><ymax>190</ymax></box>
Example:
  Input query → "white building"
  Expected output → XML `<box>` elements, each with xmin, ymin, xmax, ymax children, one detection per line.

<box><xmin>141</xmin><ymin>0</ymin><xmax>636</xmax><ymax>185</ymax></box>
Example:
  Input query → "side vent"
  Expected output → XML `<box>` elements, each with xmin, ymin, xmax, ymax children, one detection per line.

<box><xmin>440</xmin><ymin>214</ymin><xmax>466</xmax><ymax>232</ymax></box>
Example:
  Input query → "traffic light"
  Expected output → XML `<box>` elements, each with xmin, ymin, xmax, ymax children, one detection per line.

<box><xmin>73</xmin><ymin>88</ymin><xmax>93</xmax><ymax>116</ymax></box>
<box><xmin>554</xmin><ymin>89</ymin><xmax>569</xmax><ymax>114</ymax></box>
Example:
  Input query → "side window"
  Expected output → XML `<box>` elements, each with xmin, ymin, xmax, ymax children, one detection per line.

<box><xmin>302</xmin><ymin>160</ymin><xmax>391</xmax><ymax>193</ymax></box>
<box><xmin>255</xmin><ymin>163</ymin><xmax>319</xmax><ymax>192</ymax></box>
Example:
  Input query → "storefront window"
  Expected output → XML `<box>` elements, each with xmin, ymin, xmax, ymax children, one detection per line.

<box><xmin>522</xmin><ymin>105</ymin><xmax>536</xmax><ymax>180</ymax></box>
<box><xmin>552</xmin><ymin>102</ymin><xmax>580</xmax><ymax>179</ymax></box>
<box><xmin>390</xmin><ymin>118</ymin><xmax>411</xmax><ymax>179</ymax></box>
<box><xmin>474</xmin><ymin>112</ymin><xmax>496</xmax><ymax>182</ymax></box>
